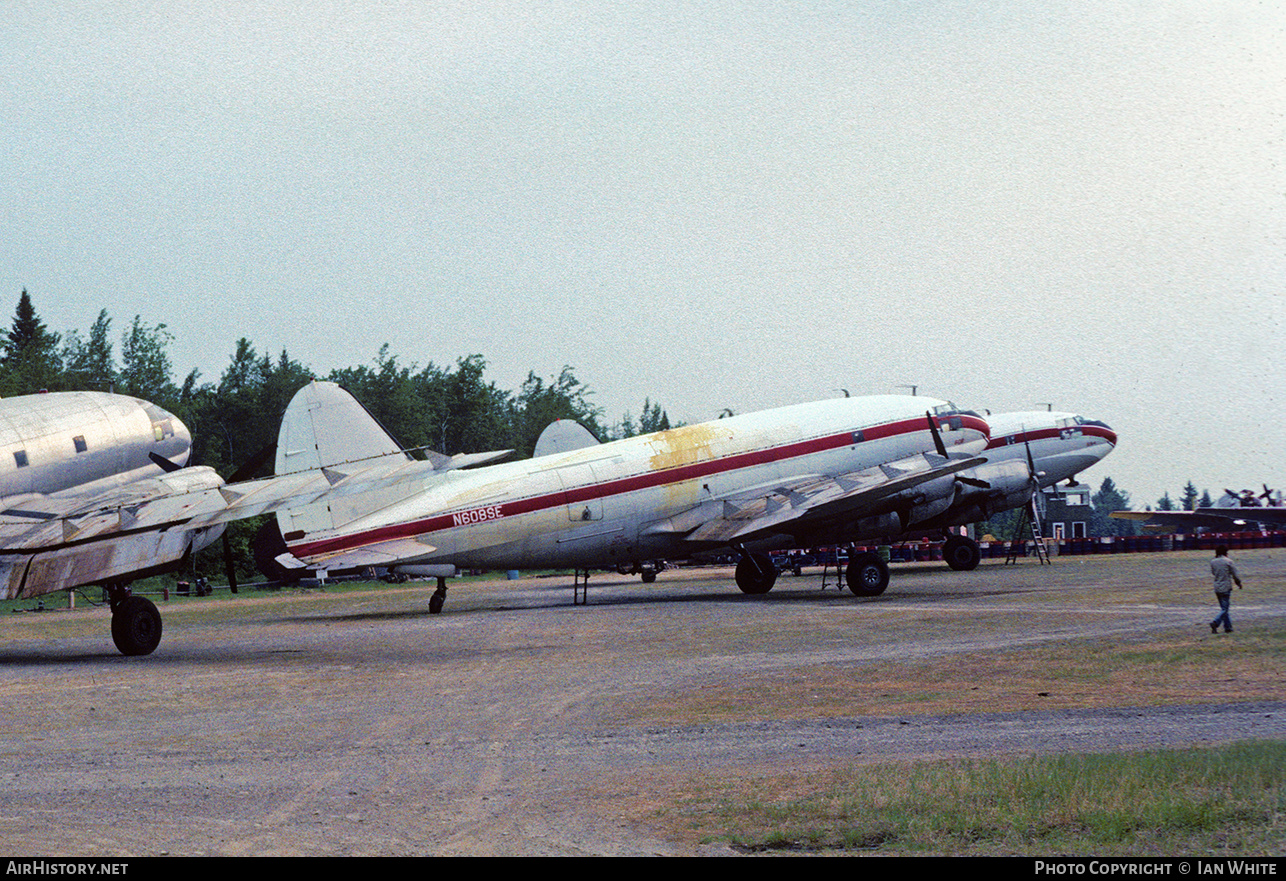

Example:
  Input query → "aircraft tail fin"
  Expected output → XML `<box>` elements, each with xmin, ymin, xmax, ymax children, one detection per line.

<box><xmin>533</xmin><ymin>420</ymin><xmax>601</xmax><ymax>458</ymax></box>
<box><xmin>276</xmin><ymin>381</ymin><xmax>408</xmax><ymax>475</ymax></box>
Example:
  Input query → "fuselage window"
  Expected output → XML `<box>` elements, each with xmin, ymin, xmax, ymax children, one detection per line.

<box><xmin>73</xmin><ymin>436</ymin><xmax>88</xmax><ymax>453</ymax></box>
<box><xmin>13</xmin><ymin>450</ymin><xmax>27</xmax><ymax>468</ymax></box>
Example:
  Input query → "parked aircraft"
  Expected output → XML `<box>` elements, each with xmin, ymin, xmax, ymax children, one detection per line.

<box><xmin>909</xmin><ymin>409</ymin><xmax>1118</xmax><ymax>570</ymax></box>
<box><xmin>260</xmin><ymin>381</ymin><xmax>992</xmax><ymax>609</ymax></box>
<box><xmin>0</xmin><ymin>390</ymin><xmax>224</xmax><ymax>655</ymax></box>
<box><xmin>1111</xmin><ymin>488</ymin><xmax>1286</xmax><ymax>531</ymax></box>
<box><xmin>0</xmin><ymin>388</ymin><xmax>405</xmax><ymax>656</ymax></box>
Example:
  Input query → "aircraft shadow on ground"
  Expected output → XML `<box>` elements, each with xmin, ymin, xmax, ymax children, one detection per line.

<box><xmin>0</xmin><ymin>567</ymin><xmax>1029</xmax><ymax>663</ymax></box>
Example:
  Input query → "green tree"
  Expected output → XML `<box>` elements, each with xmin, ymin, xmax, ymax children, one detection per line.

<box><xmin>1091</xmin><ymin>477</ymin><xmax>1137</xmax><ymax>537</ymax></box>
<box><xmin>0</xmin><ymin>290</ymin><xmax>63</xmax><ymax>395</ymax></box>
<box><xmin>328</xmin><ymin>344</ymin><xmax>434</xmax><ymax>451</ymax></box>
<box><xmin>1180</xmin><ymin>481</ymin><xmax>1200</xmax><ymax>512</ymax></box>
<box><xmin>1156</xmin><ymin>492</ymin><xmax>1175</xmax><ymax>511</ymax></box>
<box><xmin>639</xmin><ymin>398</ymin><xmax>671</xmax><ymax>433</ymax></box>
<box><xmin>510</xmin><ymin>366</ymin><xmax>604</xmax><ymax>457</ymax></box>
<box><xmin>187</xmin><ymin>342</ymin><xmax>314</xmax><ymax>584</ymax></box>
<box><xmin>438</xmin><ymin>354</ymin><xmax>512</xmax><ymax>456</ymax></box>
<box><xmin>117</xmin><ymin>316</ymin><xmax>178</xmax><ymax>407</ymax></box>
<box><xmin>62</xmin><ymin>309</ymin><xmax>116</xmax><ymax>391</ymax></box>
<box><xmin>611</xmin><ymin>398</ymin><xmax>675</xmax><ymax>439</ymax></box>
<box><xmin>1199</xmin><ymin>490</ymin><xmax>1214</xmax><ymax>508</ymax></box>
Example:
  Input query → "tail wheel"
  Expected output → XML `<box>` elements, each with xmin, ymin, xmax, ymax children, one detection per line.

<box><xmin>111</xmin><ymin>596</ymin><xmax>163</xmax><ymax>656</ymax></box>
<box><xmin>735</xmin><ymin>552</ymin><xmax>777</xmax><ymax>595</ymax></box>
<box><xmin>846</xmin><ymin>552</ymin><xmax>889</xmax><ymax>597</ymax></box>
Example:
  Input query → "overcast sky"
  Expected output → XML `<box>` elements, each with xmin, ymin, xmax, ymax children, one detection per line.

<box><xmin>2</xmin><ymin>1</ymin><xmax>1283</xmax><ymax>507</ymax></box>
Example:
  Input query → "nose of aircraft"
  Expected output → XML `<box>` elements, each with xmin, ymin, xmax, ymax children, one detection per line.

<box><xmin>141</xmin><ymin>400</ymin><xmax>192</xmax><ymax>468</ymax></box>
<box><xmin>169</xmin><ymin>411</ymin><xmax>193</xmax><ymax>467</ymax></box>
<box><xmin>1081</xmin><ymin>418</ymin><xmax>1117</xmax><ymax>452</ymax></box>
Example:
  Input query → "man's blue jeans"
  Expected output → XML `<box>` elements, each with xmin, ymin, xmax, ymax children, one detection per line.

<box><xmin>1212</xmin><ymin>592</ymin><xmax>1233</xmax><ymax>632</ymax></box>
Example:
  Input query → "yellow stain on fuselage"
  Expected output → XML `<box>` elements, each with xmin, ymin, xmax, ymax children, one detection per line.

<box><xmin>644</xmin><ymin>422</ymin><xmax>737</xmax><ymax>510</ymax></box>
<box><xmin>644</xmin><ymin>422</ymin><xmax>731</xmax><ymax>471</ymax></box>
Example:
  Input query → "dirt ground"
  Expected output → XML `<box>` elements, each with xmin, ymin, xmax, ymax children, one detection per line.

<box><xmin>1</xmin><ymin>548</ymin><xmax>1283</xmax><ymax>856</ymax></box>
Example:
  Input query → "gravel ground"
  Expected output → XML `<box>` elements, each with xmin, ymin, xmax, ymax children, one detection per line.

<box><xmin>0</xmin><ymin>548</ymin><xmax>1282</xmax><ymax>856</ymax></box>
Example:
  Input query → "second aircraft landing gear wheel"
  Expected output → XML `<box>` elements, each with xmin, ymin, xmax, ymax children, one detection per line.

<box><xmin>846</xmin><ymin>552</ymin><xmax>890</xmax><ymax>597</ymax></box>
<box><xmin>110</xmin><ymin>595</ymin><xmax>163</xmax><ymax>656</ymax></box>
<box><xmin>942</xmin><ymin>535</ymin><xmax>982</xmax><ymax>571</ymax></box>
<box><xmin>735</xmin><ymin>551</ymin><xmax>777</xmax><ymax>595</ymax></box>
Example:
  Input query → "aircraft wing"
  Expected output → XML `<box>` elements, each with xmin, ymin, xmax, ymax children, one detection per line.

<box><xmin>648</xmin><ymin>452</ymin><xmax>987</xmax><ymax>544</ymax></box>
<box><xmin>1111</xmin><ymin>507</ymin><xmax>1286</xmax><ymax>530</ymax></box>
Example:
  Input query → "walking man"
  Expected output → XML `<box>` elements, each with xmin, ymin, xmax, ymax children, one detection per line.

<box><xmin>1210</xmin><ymin>544</ymin><xmax>1243</xmax><ymax>634</ymax></box>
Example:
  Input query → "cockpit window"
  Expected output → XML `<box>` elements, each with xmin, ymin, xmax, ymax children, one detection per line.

<box><xmin>1055</xmin><ymin>416</ymin><xmax>1083</xmax><ymax>439</ymax></box>
<box><xmin>143</xmin><ymin>404</ymin><xmax>175</xmax><ymax>440</ymax></box>
<box><xmin>932</xmin><ymin>402</ymin><xmax>982</xmax><ymax>419</ymax></box>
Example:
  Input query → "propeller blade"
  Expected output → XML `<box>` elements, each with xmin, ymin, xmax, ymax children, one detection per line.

<box><xmin>149</xmin><ymin>451</ymin><xmax>184</xmax><ymax>473</ymax></box>
<box><xmin>925</xmin><ymin>412</ymin><xmax>948</xmax><ymax>458</ymax></box>
<box><xmin>228</xmin><ymin>443</ymin><xmax>277</xmax><ymax>483</ymax></box>
<box><xmin>222</xmin><ymin>532</ymin><xmax>239</xmax><ymax>594</ymax></box>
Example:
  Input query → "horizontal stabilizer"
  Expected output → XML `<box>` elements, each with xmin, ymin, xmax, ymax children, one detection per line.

<box><xmin>1111</xmin><ymin>508</ymin><xmax>1286</xmax><ymax>529</ymax></box>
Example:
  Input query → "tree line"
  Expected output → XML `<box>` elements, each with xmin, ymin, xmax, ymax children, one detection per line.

<box><xmin>3</xmin><ymin>290</ymin><xmax>673</xmax><ymax>471</ymax></box>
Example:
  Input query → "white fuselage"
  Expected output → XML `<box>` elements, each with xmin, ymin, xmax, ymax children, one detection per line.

<box><xmin>983</xmin><ymin>411</ymin><xmax>1117</xmax><ymax>487</ymax></box>
<box><xmin>282</xmin><ymin>395</ymin><xmax>991</xmax><ymax>573</ymax></box>
<box><xmin>0</xmin><ymin>391</ymin><xmax>192</xmax><ymax>504</ymax></box>
<box><xmin>0</xmin><ymin>391</ymin><xmax>229</xmax><ymax>600</ymax></box>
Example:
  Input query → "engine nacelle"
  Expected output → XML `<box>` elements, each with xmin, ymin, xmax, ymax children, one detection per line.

<box><xmin>889</xmin><ymin>473</ymin><xmax>960</xmax><ymax>529</ymax></box>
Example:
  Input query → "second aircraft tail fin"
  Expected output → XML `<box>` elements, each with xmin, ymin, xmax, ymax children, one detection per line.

<box><xmin>275</xmin><ymin>381</ymin><xmax>408</xmax><ymax>476</ymax></box>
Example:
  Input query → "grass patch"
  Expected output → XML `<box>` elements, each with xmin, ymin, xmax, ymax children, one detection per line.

<box><xmin>615</xmin><ymin>625</ymin><xmax>1286</xmax><ymax>725</ymax></box>
<box><xmin>670</xmin><ymin>741</ymin><xmax>1286</xmax><ymax>855</ymax></box>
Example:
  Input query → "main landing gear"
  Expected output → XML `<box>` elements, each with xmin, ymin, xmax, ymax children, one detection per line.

<box><xmin>734</xmin><ymin>551</ymin><xmax>777</xmax><ymax>595</ymax></box>
<box><xmin>941</xmin><ymin>535</ymin><xmax>982</xmax><ymax>571</ymax></box>
<box><xmin>844</xmin><ymin>552</ymin><xmax>890</xmax><ymax>597</ymax></box>
<box><xmin>733</xmin><ymin>547</ymin><xmax>891</xmax><ymax>598</ymax></box>
<box><xmin>429</xmin><ymin>577</ymin><xmax>448</xmax><ymax>614</ymax></box>
<box><xmin>107</xmin><ymin>587</ymin><xmax>162</xmax><ymax>656</ymax></box>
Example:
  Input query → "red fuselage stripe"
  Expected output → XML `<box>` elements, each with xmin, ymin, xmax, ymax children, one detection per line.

<box><xmin>289</xmin><ymin>414</ymin><xmax>989</xmax><ymax>557</ymax></box>
<box><xmin>985</xmin><ymin>425</ymin><xmax>1116</xmax><ymax>450</ymax></box>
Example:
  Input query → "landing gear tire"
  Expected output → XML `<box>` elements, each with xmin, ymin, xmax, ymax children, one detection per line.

<box><xmin>942</xmin><ymin>536</ymin><xmax>981</xmax><ymax>571</ymax></box>
<box><xmin>111</xmin><ymin>596</ymin><xmax>162</xmax><ymax>656</ymax></box>
<box><xmin>735</xmin><ymin>552</ymin><xmax>777</xmax><ymax>595</ymax></box>
<box><xmin>846</xmin><ymin>552</ymin><xmax>889</xmax><ymax>597</ymax></box>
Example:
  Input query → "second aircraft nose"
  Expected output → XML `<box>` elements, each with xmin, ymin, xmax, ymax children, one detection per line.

<box><xmin>1082</xmin><ymin>419</ymin><xmax>1117</xmax><ymax>449</ymax></box>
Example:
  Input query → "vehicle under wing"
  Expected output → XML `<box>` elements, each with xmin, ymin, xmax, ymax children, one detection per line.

<box><xmin>652</xmin><ymin>452</ymin><xmax>986</xmax><ymax>545</ymax></box>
